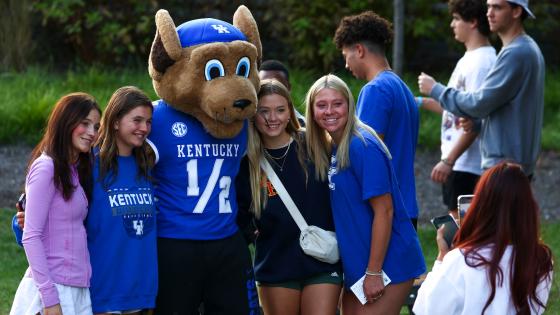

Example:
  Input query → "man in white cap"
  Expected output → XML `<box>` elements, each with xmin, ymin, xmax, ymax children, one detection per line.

<box><xmin>418</xmin><ymin>0</ymin><xmax>543</xmax><ymax>177</ymax></box>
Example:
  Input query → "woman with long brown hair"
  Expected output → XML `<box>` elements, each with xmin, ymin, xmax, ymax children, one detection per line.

<box><xmin>11</xmin><ymin>93</ymin><xmax>101</xmax><ymax>315</ymax></box>
<box><xmin>414</xmin><ymin>162</ymin><xmax>554</xmax><ymax>315</ymax></box>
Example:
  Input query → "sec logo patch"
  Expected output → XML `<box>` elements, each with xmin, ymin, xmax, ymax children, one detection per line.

<box><xmin>171</xmin><ymin>122</ymin><xmax>188</xmax><ymax>137</ymax></box>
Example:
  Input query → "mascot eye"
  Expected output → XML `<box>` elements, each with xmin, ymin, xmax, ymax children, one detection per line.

<box><xmin>205</xmin><ymin>59</ymin><xmax>225</xmax><ymax>81</ymax></box>
<box><xmin>236</xmin><ymin>57</ymin><xmax>251</xmax><ymax>78</ymax></box>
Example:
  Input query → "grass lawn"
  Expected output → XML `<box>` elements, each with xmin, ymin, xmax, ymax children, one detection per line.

<box><xmin>0</xmin><ymin>208</ymin><xmax>557</xmax><ymax>313</ymax></box>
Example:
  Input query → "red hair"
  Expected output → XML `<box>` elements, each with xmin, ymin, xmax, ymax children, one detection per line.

<box><xmin>454</xmin><ymin>162</ymin><xmax>553</xmax><ymax>314</ymax></box>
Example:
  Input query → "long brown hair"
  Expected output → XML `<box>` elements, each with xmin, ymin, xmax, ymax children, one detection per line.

<box><xmin>454</xmin><ymin>162</ymin><xmax>553</xmax><ymax>314</ymax></box>
<box><xmin>28</xmin><ymin>92</ymin><xmax>101</xmax><ymax>200</ymax></box>
<box><xmin>96</xmin><ymin>86</ymin><xmax>153</xmax><ymax>187</ymax></box>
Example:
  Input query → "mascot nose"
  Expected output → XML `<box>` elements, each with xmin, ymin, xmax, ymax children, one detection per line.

<box><xmin>233</xmin><ymin>99</ymin><xmax>252</xmax><ymax>109</ymax></box>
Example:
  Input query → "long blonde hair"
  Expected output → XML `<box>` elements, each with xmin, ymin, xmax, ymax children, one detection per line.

<box><xmin>304</xmin><ymin>74</ymin><xmax>389</xmax><ymax>180</ymax></box>
<box><xmin>247</xmin><ymin>79</ymin><xmax>305</xmax><ymax>218</ymax></box>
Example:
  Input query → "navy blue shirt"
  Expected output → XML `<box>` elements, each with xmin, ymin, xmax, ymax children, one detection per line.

<box><xmin>237</xmin><ymin>137</ymin><xmax>341</xmax><ymax>283</ymax></box>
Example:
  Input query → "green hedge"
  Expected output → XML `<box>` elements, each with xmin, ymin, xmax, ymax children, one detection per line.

<box><xmin>1</xmin><ymin>66</ymin><xmax>559</xmax><ymax>151</ymax></box>
<box><xmin>2</xmin><ymin>1</ymin><xmax>559</xmax><ymax>72</ymax></box>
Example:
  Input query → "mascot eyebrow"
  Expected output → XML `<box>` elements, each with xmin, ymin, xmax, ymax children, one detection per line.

<box><xmin>148</xmin><ymin>6</ymin><xmax>261</xmax><ymax>139</ymax></box>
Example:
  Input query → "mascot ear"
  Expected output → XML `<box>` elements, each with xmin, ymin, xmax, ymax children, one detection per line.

<box><xmin>233</xmin><ymin>5</ymin><xmax>262</xmax><ymax>67</ymax></box>
<box><xmin>149</xmin><ymin>9</ymin><xmax>184</xmax><ymax>82</ymax></box>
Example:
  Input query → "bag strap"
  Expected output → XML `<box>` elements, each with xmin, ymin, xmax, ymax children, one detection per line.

<box><xmin>260</xmin><ymin>157</ymin><xmax>309</xmax><ymax>231</ymax></box>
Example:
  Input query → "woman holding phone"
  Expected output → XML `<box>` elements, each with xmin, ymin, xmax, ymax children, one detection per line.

<box><xmin>414</xmin><ymin>162</ymin><xmax>554</xmax><ymax>315</ymax></box>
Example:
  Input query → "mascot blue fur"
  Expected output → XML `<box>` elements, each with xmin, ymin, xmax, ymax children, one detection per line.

<box><xmin>146</xmin><ymin>6</ymin><xmax>261</xmax><ymax>314</ymax></box>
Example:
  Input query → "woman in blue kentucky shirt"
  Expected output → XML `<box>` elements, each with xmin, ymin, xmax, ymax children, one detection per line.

<box><xmin>304</xmin><ymin>74</ymin><xmax>426</xmax><ymax>315</ymax></box>
<box><xmin>86</xmin><ymin>86</ymin><xmax>157</xmax><ymax>314</ymax></box>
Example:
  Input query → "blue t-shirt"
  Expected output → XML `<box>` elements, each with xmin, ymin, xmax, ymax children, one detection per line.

<box><xmin>328</xmin><ymin>131</ymin><xmax>426</xmax><ymax>288</ymax></box>
<box><xmin>356</xmin><ymin>71</ymin><xmax>420</xmax><ymax>218</ymax></box>
<box><xmin>86</xmin><ymin>154</ymin><xmax>157</xmax><ymax>313</ymax></box>
<box><xmin>148</xmin><ymin>100</ymin><xmax>247</xmax><ymax>240</ymax></box>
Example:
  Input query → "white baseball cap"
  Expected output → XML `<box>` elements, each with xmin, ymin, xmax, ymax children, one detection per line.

<box><xmin>507</xmin><ymin>0</ymin><xmax>536</xmax><ymax>19</ymax></box>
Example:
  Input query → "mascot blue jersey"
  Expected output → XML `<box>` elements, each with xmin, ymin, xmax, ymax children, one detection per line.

<box><xmin>148</xmin><ymin>100</ymin><xmax>247</xmax><ymax>240</ymax></box>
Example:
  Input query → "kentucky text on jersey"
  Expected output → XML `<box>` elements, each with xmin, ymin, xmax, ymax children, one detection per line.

<box><xmin>108</xmin><ymin>188</ymin><xmax>154</xmax><ymax>215</ymax></box>
<box><xmin>176</xmin><ymin>143</ymin><xmax>241</xmax><ymax>158</ymax></box>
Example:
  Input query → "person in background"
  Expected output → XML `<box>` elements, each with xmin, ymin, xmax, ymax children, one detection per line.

<box><xmin>418</xmin><ymin>0</ymin><xmax>544</xmax><ymax>178</ymax></box>
<box><xmin>413</xmin><ymin>162</ymin><xmax>553</xmax><ymax>315</ymax></box>
<box><xmin>417</xmin><ymin>0</ymin><xmax>496</xmax><ymax>218</ymax></box>
<box><xmin>10</xmin><ymin>93</ymin><xmax>101</xmax><ymax>315</ymax></box>
<box><xmin>305</xmin><ymin>74</ymin><xmax>425</xmax><ymax>315</ymax></box>
<box><xmin>334</xmin><ymin>11</ymin><xmax>420</xmax><ymax>228</ymax></box>
<box><xmin>237</xmin><ymin>79</ymin><xmax>342</xmax><ymax>315</ymax></box>
<box><xmin>259</xmin><ymin>59</ymin><xmax>306</xmax><ymax>126</ymax></box>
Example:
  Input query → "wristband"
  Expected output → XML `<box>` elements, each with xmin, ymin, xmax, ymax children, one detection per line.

<box><xmin>416</xmin><ymin>96</ymin><xmax>423</xmax><ymax>107</ymax></box>
<box><xmin>365</xmin><ymin>269</ymin><xmax>383</xmax><ymax>277</ymax></box>
<box><xmin>441</xmin><ymin>158</ymin><xmax>454</xmax><ymax>167</ymax></box>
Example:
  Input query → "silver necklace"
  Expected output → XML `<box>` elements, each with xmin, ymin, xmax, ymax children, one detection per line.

<box><xmin>264</xmin><ymin>140</ymin><xmax>291</xmax><ymax>171</ymax></box>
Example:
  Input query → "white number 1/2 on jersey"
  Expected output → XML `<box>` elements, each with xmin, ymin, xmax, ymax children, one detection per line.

<box><xmin>186</xmin><ymin>159</ymin><xmax>232</xmax><ymax>214</ymax></box>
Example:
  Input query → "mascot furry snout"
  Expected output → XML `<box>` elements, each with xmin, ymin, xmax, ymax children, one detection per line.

<box><xmin>148</xmin><ymin>6</ymin><xmax>262</xmax><ymax>139</ymax></box>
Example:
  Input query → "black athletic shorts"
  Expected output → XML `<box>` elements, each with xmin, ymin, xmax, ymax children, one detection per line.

<box><xmin>442</xmin><ymin>170</ymin><xmax>480</xmax><ymax>211</ymax></box>
<box><xmin>154</xmin><ymin>231</ymin><xmax>259</xmax><ymax>315</ymax></box>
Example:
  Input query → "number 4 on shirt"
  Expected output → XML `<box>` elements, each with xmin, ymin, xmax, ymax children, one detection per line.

<box><xmin>186</xmin><ymin>159</ymin><xmax>232</xmax><ymax>214</ymax></box>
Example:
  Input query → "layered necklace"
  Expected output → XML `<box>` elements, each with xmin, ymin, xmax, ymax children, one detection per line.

<box><xmin>264</xmin><ymin>138</ymin><xmax>292</xmax><ymax>172</ymax></box>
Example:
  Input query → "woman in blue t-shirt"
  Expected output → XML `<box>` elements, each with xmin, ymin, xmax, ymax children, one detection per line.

<box><xmin>304</xmin><ymin>74</ymin><xmax>426</xmax><ymax>315</ymax></box>
<box><xmin>236</xmin><ymin>79</ymin><xmax>342</xmax><ymax>315</ymax></box>
<box><xmin>86</xmin><ymin>86</ymin><xmax>156</xmax><ymax>315</ymax></box>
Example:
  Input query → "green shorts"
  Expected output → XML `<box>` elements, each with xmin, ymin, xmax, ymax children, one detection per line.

<box><xmin>258</xmin><ymin>271</ymin><xmax>343</xmax><ymax>291</ymax></box>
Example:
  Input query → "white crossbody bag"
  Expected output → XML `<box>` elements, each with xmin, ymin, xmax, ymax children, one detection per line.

<box><xmin>260</xmin><ymin>157</ymin><xmax>339</xmax><ymax>264</ymax></box>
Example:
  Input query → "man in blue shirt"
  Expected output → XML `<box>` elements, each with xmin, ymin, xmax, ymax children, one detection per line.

<box><xmin>334</xmin><ymin>11</ymin><xmax>420</xmax><ymax>228</ymax></box>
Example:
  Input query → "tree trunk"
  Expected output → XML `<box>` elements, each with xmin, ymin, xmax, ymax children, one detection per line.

<box><xmin>393</xmin><ymin>0</ymin><xmax>404</xmax><ymax>75</ymax></box>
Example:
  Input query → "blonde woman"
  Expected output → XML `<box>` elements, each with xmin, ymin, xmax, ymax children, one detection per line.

<box><xmin>305</xmin><ymin>74</ymin><xmax>425</xmax><ymax>315</ymax></box>
<box><xmin>236</xmin><ymin>79</ymin><xmax>342</xmax><ymax>315</ymax></box>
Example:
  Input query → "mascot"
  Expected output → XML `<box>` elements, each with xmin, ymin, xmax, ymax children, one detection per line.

<box><xmin>146</xmin><ymin>6</ymin><xmax>261</xmax><ymax>314</ymax></box>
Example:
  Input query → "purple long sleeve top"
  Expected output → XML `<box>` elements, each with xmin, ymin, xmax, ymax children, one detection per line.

<box><xmin>22</xmin><ymin>154</ymin><xmax>91</xmax><ymax>308</ymax></box>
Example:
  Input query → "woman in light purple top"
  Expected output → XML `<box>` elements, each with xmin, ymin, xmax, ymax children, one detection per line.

<box><xmin>10</xmin><ymin>93</ymin><xmax>101</xmax><ymax>315</ymax></box>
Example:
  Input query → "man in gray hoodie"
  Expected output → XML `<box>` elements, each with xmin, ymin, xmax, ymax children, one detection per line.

<box><xmin>418</xmin><ymin>0</ymin><xmax>543</xmax><ymax>177</ymax></box>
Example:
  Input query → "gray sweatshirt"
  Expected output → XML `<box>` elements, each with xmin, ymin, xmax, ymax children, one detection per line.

<box><xmin>431</xmin><ymin>35</ymin><xmax>545</xmax><ymax>175</ymax></box>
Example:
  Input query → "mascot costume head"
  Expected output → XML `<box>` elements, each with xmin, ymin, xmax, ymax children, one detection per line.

<box><xmin>148</xmin><ymin>5</ymin><xmax>261</xmax><ymax>139</ymax></box>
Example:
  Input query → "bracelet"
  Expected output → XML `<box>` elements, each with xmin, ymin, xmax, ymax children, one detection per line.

<box><xmin>365</xmin><ymin>269</ymin><xmax>383</xmax><ymax>277</ymax></box>
<box><xmin>441</xmin><ymin>158</ymin><xmax>454</xmax><ymax>167</ymax></box>
<box><xmin>416</xmin><ymin>96</ymin><xmax>423</xmax><ymax>107</ymax></box>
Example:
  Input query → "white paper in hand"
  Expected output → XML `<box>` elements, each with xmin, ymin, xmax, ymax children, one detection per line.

<box><xmin>350</xmin><ymin>270</ymin><xmax>391</xmax><ymax>305</ymax></box>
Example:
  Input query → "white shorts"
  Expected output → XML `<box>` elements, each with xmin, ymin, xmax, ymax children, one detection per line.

<box><xmin>10</xmin><ymin>276</ymin><xmax>92</xmax><ymax>315</ymax></box>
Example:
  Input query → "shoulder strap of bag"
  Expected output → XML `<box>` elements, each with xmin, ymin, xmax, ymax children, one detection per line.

<box><xmin>260</xmin><ymin>157</ymin><xmax>309</xmax><ymax>231</ymax></box>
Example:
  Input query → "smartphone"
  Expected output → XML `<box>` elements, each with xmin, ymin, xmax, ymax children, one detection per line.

<box><xmin>457</xmin><ymin>194</ymin><xmax>474</xmax><ymax>224</ymax></box>
<box><xmin>431</xmin><ymin>214</ymin><xmax>459</xmax><ymax>248</ymax></box>
<box><xmin>17</xmin><ymin>193</ymin><xmax>26</xmax><ymax>211</ymax></box>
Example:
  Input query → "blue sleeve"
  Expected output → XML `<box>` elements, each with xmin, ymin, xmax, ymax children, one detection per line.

<box><xmin>12</xmin><ymin>214</ymin><xmax>23</xmax><ymax>247</ymax></box>
<box><xmin>349</xmin><ymin>137</ymin><xmax>392</xmax><ymax>201</ymax></box>
<box><xmin>356</xmin><ymin>84</ymin><xmax>392</xmax><ymax>135</ymax></box>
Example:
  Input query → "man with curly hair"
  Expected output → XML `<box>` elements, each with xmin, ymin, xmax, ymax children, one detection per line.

<box><xmin>419</xmin><ymin>0</ymin><xmax>543</xmax><ymax>178</ymax></box>
<box><xmin>334</xmin><ymin>11</ymin><xmax>420</xmax><ymax>228</ymax></box>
